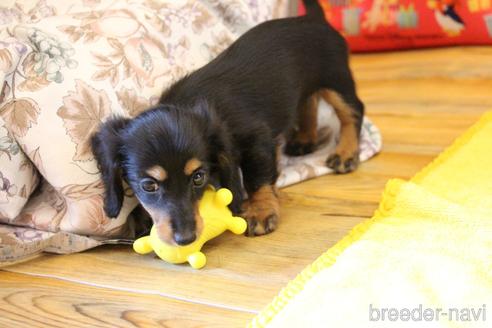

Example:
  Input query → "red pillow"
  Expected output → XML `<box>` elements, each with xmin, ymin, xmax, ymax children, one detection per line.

<box><xmin>299</xmin><ymin>0</ymin><xmax>492</xmax><ymax>52</ymax></box>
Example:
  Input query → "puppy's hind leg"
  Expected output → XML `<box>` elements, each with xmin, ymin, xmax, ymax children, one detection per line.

<box><xmin>285</xmin><ymin>93</ymin><xmax>319</xmax><ymax>156</ymax></box>
<box><xmin>321</xmin><ymin>87</ymin><xmax>364</xmax><ymax>174</ymax></box>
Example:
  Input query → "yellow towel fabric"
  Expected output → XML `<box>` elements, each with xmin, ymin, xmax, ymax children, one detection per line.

<box><xmin>250</xmin><ymin>112</ymin><xmax>492</xmax><ymax>328</ymax></box>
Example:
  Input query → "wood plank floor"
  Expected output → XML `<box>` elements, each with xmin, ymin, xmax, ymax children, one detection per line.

<box><xmin>2</xmin><ymin>46</ymin><xmax>492</xmax><ymax>327</ymax></box>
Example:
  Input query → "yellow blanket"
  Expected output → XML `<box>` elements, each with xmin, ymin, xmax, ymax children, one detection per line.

<box><xmin>250</xmin><ymin>112</ymin><xmax>492</xmax><ymax>328</ymax></box>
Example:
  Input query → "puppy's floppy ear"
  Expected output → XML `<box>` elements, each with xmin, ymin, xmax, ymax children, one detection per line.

<box><xmin>91</xmin><ymin>116</ymin><xmax>129</xmax><ymax>218</ymax></box>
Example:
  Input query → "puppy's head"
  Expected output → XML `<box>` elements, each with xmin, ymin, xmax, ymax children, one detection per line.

<box><xmin>91</xmin><ymin>102</ymin><xmax>215</xmax><ymax>245</ymax></box>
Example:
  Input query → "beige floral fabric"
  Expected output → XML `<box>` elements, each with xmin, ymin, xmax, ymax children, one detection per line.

<box><xmin>0</xmin><ymin>115</ymin><xmax>39</xmax><ymax>220</ymax></box>
<box><xmin>0</xmin><ymin>0</ymin><xmax>381</xmax><ymax>265</ymax></box>
<box><xmin>0</xmin><ymin>224</ymin><xmax>134</xmax><ymax>267</ymax></box>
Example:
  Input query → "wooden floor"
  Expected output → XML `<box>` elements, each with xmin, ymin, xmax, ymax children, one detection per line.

<box><xmin>2</xmin><ymin>47</ymin><xmax>492</xmax><ymax>327</ymax></box>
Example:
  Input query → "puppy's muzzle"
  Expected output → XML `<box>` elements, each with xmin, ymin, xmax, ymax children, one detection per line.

<box><xmin>145</xmin><ymin>206</ymin><xmax>202</xmax><ymax>246</ymax></box>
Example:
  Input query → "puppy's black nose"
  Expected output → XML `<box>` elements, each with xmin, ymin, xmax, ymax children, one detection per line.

<box><xmin>174</xmin><ymin>231</ymin><xmax>196</xmax><ymax>245</ymax></box>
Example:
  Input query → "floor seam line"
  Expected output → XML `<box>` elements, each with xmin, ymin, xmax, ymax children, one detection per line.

<box><xmin>2</xmin><ymin>269</ymin><xmax>259</xmax><ymax>315</ymax></box>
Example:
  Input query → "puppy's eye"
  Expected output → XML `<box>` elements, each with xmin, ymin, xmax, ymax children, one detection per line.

<box><xmin>140</xmin><ymin>178</ymin><xmax>159</xmax><ymax>193</ymax></box>
<box><xmin>192</xmin><ymin>171</ymin><xmax>206</xmax><ymax>187</ymax></box>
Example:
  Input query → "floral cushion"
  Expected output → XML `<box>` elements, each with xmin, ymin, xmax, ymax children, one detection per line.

<box><xmin>0</xmin><ymin>115</ymin><xmax>39</xmax><ymax>220</ymax></box>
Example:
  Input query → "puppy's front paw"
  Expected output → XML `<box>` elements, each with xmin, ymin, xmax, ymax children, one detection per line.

<box><xmin>241</xmin><ymin>200</ymin><xmax>279</xmax><ymax>236</ymax></box>
<box><xmin>326</xmin><ymin>152</ymin><xmax>359</xmax><ymax>174</ymax></box>
<box><xmin>244</xmin><ymin>212</ymin><xmax>278</xmax><ymax>236</ymax></box>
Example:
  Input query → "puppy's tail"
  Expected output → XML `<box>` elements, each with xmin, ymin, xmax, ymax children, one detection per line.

<box><xmin>302</xmin><ymin>0</ymin><xmax>325</xmax><ymax>21</ymax></box>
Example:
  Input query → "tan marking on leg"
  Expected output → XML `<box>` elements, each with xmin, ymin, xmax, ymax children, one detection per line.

<box><xmin>320</xmin><ymin>90</ymin><xmax>360</xmax><ymax>173</ymax></box>
<box><xmin>242</xmin><ymin>185</ymin><xmax>280</xmax><ymax>236</ymax></box>
<box><xmin>285</xmin><ymin>94</ymin><xmax>319</xmax><ymax>156</ymax></box>
<box><xmin>145</xmin><ymin>165</ymin><xmax>167</xmax><ymax>181</ymax></box>
<box><xmin>296</xmin><ymin>93</ymin><xmax>319</xmax><ymax>144</ymax></box>
<box><xmin>184</xmin><ymin>158</ymin><xmax>202</xmax><ymax>175</ymax></box>
<box><xmin>276</xmin><ymin>141</ymin><xmax>282</xmax><ymax>171</ymax></box>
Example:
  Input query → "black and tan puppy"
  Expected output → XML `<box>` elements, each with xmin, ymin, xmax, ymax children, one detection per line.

<box><xmin>91</xmin><ymin>0</ymin><xmax>364</xmax><ymax>245</ymax></box>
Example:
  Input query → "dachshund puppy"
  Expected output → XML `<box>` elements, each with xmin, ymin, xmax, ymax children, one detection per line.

<box><xmin>91</xmin><ymin>0</ymin><xmax>364</xmax><ymax>245</ymax></box>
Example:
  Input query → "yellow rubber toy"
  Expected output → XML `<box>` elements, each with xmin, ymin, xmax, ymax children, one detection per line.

<box><xmin>133</xmin><ymin>186</ymin><xmax>247</xmax><ymax>269</ymax></box>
